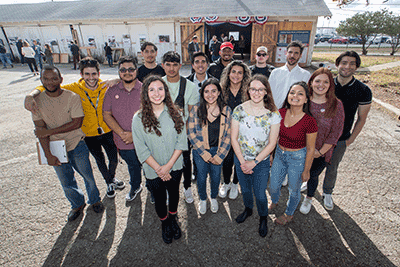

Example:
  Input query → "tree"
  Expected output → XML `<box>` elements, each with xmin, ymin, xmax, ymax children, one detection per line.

<box><xmin>336</xmin><ymin>10</ymin><xmax>386</xmax><ymax>55</ymax></box>
<box><xmin>381</xmin><ymin>10</ymin><xmax>400</xmax><ymax>55</ymax></box>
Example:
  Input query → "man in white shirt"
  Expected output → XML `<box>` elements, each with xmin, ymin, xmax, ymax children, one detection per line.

<box><xmin>269</xmin><ymin>41</ymin><xmax>311</xmax><ymax>110</ymax></box>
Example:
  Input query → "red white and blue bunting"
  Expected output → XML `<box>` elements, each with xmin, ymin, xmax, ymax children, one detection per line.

<box><xmin>191</xmin><ymin>16</ymin><xmax>269</xmax><ymax>25</ymax></box>
<box><xmin>190</xmin><ymin>17</ymin><xmax>203</xmax><ymax>24</ymax></box>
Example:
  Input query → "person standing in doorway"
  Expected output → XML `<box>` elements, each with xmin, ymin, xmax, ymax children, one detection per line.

<box><xmin>70</xmin><ymin>41</ymin><xmax>80</xmax><ymax>70</ymax></box>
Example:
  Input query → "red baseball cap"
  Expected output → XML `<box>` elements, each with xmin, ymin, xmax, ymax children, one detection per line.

<box><xmin>220</xmin><ymin>42</ymin><xmax>234</xmax><ymax>51</ymax></box>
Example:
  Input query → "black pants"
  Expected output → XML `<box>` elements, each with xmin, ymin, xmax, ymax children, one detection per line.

<box><xmin>25</xmin><ymin>57</ymin><xmax>38</xmax><ymax>73</ymax></box>
<box><xmin>222</xmin><ymin>147</ymin><xmax>238</xmax><ymax>185</ymax></box>
<box><xmin>84</xmin><ymin>131</ymin><xmax>118</xmax><ymax>185</ymax></box>
<box><xmin>182</xmin><ymin>139</ymin><xmax>192</xmax><ymax>190</ymax></box>
<box><xmin>306</xmin><ymin>156</ymin><xmax>327</xmax><ymax>198</ymax></box>
<box><xmin>146</xmin><ymin>169</ymin><xmax>182</xmax><ymax>219</ymax></box>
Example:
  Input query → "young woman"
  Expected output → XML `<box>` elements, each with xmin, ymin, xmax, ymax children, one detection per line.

<box><xmin>44</xmin><ymin>44</ymin><xmax>54</xmax><ymax>66</ymax></box>
<box><xmin>188</xmin><ymin>78</ymin><xmax>232</xmax><ymax>214</ymax></box>
<box><xmin>219</xmin><ymin>60</ymin><xmax>251</xmax><ymax>200</ymax></box>
<box><xmin>231</xmin><ymin>74</ymin><xmax>281</xmax><ymax>237</ymax></box>
<box><xmin>22</xmin><ymin>41</ymin><xmax>39</xmax><ymax>75</ymax></box>
<box><xmin>131</xmin><ymin>75</ymin><xmax>187</xmax><ymax>244</ymax></box>
<box><xmin>269</xmin><ymin>81</ymin><xmax>318</xmax><ymax>225</ymax></box>
<box><xmin>299</xmin><ymin>68</ymin><xmax>344</xmax><ymax>214</ymax></box>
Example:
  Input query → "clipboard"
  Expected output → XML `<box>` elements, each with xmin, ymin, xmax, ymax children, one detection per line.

<box><xmin>37</xmin><ymin>140</ymin><xmax>68</xmax><ymax>165</ymax></box>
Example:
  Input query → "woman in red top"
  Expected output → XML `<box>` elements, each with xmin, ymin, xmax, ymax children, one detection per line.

<box><xmin>299</xmin><ymin>68</ymin><xmax>344</xmax><ymax>214</ymax></box>
<box><xmin>269</xmin><ymin>81</ymin><xmax>318</xmax><ymax>225</ymax></box>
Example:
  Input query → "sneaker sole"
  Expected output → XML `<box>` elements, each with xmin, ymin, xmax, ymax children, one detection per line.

<box><xmin>106</xmin><ymin>192</ymin><xmax>116</xmax><ymax>198</ymax></box>
<box><xmin>324</xmin><ymin>204</ymin><xmax>334</xmax><ymax>211</ymax></box>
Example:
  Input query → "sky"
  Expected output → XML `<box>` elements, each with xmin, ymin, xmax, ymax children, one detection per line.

<box><xmin>0</xmin><ymin>0</ymin><xmax>399</xmax><ymax>28</ymax></box>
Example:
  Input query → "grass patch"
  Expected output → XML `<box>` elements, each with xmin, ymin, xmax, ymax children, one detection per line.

<box><xmin>312</xmin><ymin>52</ymin><xmax>399</xmax><ymax>68</ymax></box>
<box><xmin>354</xmin><ymin>66</ymin><xmax>400</xmax><ymax>95</ymax></box>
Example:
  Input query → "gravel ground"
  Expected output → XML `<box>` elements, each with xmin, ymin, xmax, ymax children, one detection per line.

<box><xmin>0</xmin><ymin>65</ymin><xmax>399</xmax><ymax>267</ymax></box>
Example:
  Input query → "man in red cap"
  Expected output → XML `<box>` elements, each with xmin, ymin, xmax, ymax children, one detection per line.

<box><xmin>207</xmin><ymin>41</ymin><xmax>234</xmax><ymax>80</ymax></box>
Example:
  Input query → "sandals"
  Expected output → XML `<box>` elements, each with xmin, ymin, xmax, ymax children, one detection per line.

<box><xmin>275</xmin><ymin>214</ymin><xmax>294</xmax><ymax>225</ymax></box>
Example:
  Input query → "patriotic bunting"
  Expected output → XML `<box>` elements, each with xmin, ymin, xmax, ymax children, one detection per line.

<box><xmin>254</xmin><ymin>16</ymin><xmax>269</xmax><ymax>25</ymax></box>
<box><xmin>191</xmin><ymin>16</ymin><xmax>269</xmax><ymax>25</ymax></box>
<box><xmin>190</xmin><ymin>17</ymin><xmax>203</xmax><ymax>23</ymax></box>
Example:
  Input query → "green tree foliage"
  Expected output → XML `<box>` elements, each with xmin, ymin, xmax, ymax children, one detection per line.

<box><xmin>381</xmin><ymin>10</ymin><xmax>400</xmax><ymax>56</ymax></box>
<box><xmin>337</xmin><ymin>10</ymin><xmax>387</xmax><ymax>55</ymax></box>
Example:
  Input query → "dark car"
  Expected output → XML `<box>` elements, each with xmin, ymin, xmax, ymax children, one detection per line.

<box><xmin>319</xmin><ymin>35</ymin><xmax>334</xmax><ymax>42</ymax></box>
<box><xmin>348</xmin><ymin>37</ymin><xmax>361</xmax><ymax>44</ymax></box>
<box><xmin>328</xmin><ymin>37</ymin><xmax>349</xmax><ymax>44</ymax></box>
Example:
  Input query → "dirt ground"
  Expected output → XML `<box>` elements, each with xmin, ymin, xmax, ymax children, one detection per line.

<box><xmin>0</xmin><ymin>64</ymin><xmax>399</xmax><ymax>267</ymax></box>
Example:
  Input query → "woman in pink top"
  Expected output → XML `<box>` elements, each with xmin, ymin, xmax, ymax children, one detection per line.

<box><xmin>269</xmin><ymin>81</ymin><xmax>318</xmax><ymax>225</ymax></box>
<box><xmin>299</xmin><ymin>68</ymin><xmax>345</xmax><ymax>214</ymax></box>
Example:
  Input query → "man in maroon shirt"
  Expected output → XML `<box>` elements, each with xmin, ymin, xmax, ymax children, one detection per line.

<box><xmin>103</xmin><ymin>56</ymin><xmax>143</xmax><ymax>201</ymax></box>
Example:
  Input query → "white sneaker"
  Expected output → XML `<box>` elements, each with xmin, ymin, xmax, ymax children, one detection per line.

<box><xmin>229</xmin><ymin>183</ymin><xmax>238</xmax><ymax>199</ymax></box>
<box><xmin>210</xmin><ymin>198</ymin><xmax>218</xmax><ymax>213</ymax></box>
<box><xmin>199</xmin><ymin>200</ymin><xmax>207</xmax><ymax>214</ymax></box>
<box><xmin>219</xmin><ymin>183</ymin><xmax>230</xmax><ymax>198</ymax></box>
<box><xmin>323</xmin><ymin>193</ymin><xmax>334</xmax><ymax>210</ymax></box>
<box><xmin>185</xmin><ymin>188</ymin><xmax>194</xmax><ymax>204</ymax></box>
<box><xmin>300</xmin><ymin>197</ymin><xmax>312</xmax><ymax>214</ymax></box>
<box><xmin>300</xmin><ymin>182</ymin><xmax>308</xmax><ymax>192</ymax></box>
<box><xmin>282</xmin><ymin>176</ymin><xmax>288</xmax><ymax>186</ymax></box>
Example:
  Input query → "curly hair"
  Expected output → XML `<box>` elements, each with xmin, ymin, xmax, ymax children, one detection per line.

<box><xmin>244</xmin><ymin>74</ymin><xmax>277</xmax><ymax>112</ymax></box>
<box><xmin>140</xmin><ymin>75</ymin><xmax>184</xmax><ymax>136</ymax></box>
<box><xmin>282</xmin><ymin>81</ymin><xmax>312</xmax><ymax>117</ymax></box>
<box><xmin>198</xmin><ymin>78</ymin><xmax>227</xmax><ymax>125</ymax></box>
<box><xmin>308</xmin><ymin>67</ymin><xmax>339</xmax><ymax>118</ymax></box>
<box><xmin>219</xmin><ymin>60</ymin><xmax>251</xmax><ymax>104</ymax></box>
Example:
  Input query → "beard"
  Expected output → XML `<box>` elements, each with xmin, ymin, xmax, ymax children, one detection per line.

<box><xmin>119</xmin><ymin>74</ymin><xmax>136</xmax><ymax>84</ymax></box>
<box><xmin>44</xmin><ymin>85</ymin><xmax>60</xmax><ymax>93</ymax></box>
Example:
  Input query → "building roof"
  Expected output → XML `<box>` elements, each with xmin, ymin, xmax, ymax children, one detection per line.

<box><xmin>0</xmin><ymin>0</ymin><xmax>331</xmax><ymax>24</ymax></box>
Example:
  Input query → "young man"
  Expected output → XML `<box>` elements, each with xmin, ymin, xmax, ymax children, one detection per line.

<box><xmin>186</xmin><ymin>52</ymin><xmax>216</xmax><ymax>93</ymax></box>
<box><xmin>32</xmin><ymin>66</ymin><xmax>103</xmax><ymax>222</ymax></box>
<box><xmin>209</xmin><ymin>35</ymin><xmax>221</xmax><ymax>63</ymax></box>
<box><xmin>70</xmin><ymin>41</ymin><xmax>80</xmax><ymax>70</ymax></box>
<box><xmin>162</xmin><ymin>51</ymin><xmax>199</xmax><ymax>203</ymax></box>
<box><xmin>268</xmin><ymin>41</ymin><xmax>311</xmax><ymax>186</ymax></box>
<box><xmin>269</xmin><ymin>41</ymin><xmax>311</xmax><ymax>110</ymax></box>
<box><xmin>249</xmin><ymin>46</ymin><xmax>274</xmax><ymax>78</ymax></box>
<box><xmin>104</xmin><ymin>42</ymin><xmax>113</xmax><ymax>67</ymax></box>
<box><xmin>137</xmin><ymin>42</ymin><xmax>165</xmax><ymax>82</ymax></box>
<box><xmin>103</xmin><ymin>56</ymin><xmax>143</xmax><ymax>202</ymax></box>
<box><xmin>321</xmin><ymin>51</ymin><xmax>372</xmax><ymax>210</ymax></box>
<box><xmin>207</xmin><ymin>42</ymin><xmax>234</xmax><ymax>80</ymax></box>
<box><xmin>25</xmin><ymin>58</ymin><xmax>124</xmax><ymax>199</ymax></box>
<box><xmin>188</xmin><ymin>35</ymin><xmax>200</xmax><ymax>63</ymax></box>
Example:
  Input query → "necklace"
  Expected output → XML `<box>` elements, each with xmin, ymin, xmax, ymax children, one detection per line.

<box><xmin>208</xmin><ymin>104</ymin><xmax>220</xmax><ymax>118</ymax></box>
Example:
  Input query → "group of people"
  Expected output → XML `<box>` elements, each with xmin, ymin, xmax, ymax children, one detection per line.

<box><xmin>25</xmin><ymin>39</ymin><xmax>372</xmax><ymax>244</ymax></box>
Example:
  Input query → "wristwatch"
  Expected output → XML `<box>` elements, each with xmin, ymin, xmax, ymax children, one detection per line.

<box><xmin>254</xmin><ymin>159</ymin><xmax>259</xmax><ymax>165</ymax></box>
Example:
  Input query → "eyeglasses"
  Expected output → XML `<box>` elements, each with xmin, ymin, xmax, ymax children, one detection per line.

<box><xmin>119</xmin><ymin>67</ymin><xmax>136</xmax><ymax>73</ymax></box>
<box><xmin>256</xmin><ymin>53</ymin><xmax>267</xmax><ymax>57</ymax></box>
<box><xmin>249</xmin><ymin>88</ymin><xmax>266</xmax><ymax>94</ymax></box>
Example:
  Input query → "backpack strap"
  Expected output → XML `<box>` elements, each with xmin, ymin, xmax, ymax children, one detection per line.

<box><xmin>174</xmin><ymin>76</ymin><xmax>186</xmax><ymax>112</ymax></box>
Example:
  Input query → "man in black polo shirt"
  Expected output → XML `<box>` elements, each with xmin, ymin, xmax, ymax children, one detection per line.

<box><xmin>207</xmin><ymin>42</ymin><xmax>234</xmax><ymax>80</ymax></box>
<box><xmin>249</xmin><ymin>46</ymin><xmax>274</xmax><ymax>78</ymax></box>
<box><xmin>322</xmin><ymin>51</ymin><xmax>372</xmax><ymax>210</ymax></box>
<box><xmin>137</xmin><ymin>42</ymin><xmax>166</xmax><ymax>82</ymax></box>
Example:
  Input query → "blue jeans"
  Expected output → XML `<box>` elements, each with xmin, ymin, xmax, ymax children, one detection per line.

<box><xmin>53</xmin><ymin>140</ymin><xmax>101</xmax><ymax>209</ymax></box>
<box><xmin>270</xmin><ymin>146</ymin><xmax>307</xmax><ymax>216</ymax></box>
<box><xmin>35</xmin><ymin>55</ymin><xmax>43</xmax><ymax>70</ymax></box>
<box><xmin>106</xmin><ymin>54</ymin><xmax>113</xmax><ymax>67</ymax></box>
<box><xmin>119</xmin><ymin>149</ymin><xmax>142</xmax><ymax>191</ymax></box>
<box><xmin>0</xmin><ymin>53</ymin><xmax>13</xmax><ymax>67</ymax></box>
<box><xmin>234</xmin><ymin>155</ymin><xmax>270</xmax><ymax>217</ymax></box>
<box><xmin>193</xmin><ymin>147</ymin><xmax>221</xmax><ymax>200</ymax></box>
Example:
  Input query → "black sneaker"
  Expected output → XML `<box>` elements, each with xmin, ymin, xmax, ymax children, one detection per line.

<box><xmin>92</xmin><ymin>202</ymin><xmax>104</xmax><ymax>213</ymax></box>
<box><xmin>113</xmin><ymin>178</ymin><xmax>125</xmax><ymax>189</ymax></box>
<box><xmin>68</xmin><ymin>204</ymin><xmax>86</xmax><ymax>222</ymax></box>
<box><xmin>126</xmin><ymin>185</ymin><xmax>142</xmax><ymax>201</ymax></box>
<box><xmin>106</xmin><ymin>183</ymin><xmax>116</xmax><ymax>198</ymax></box>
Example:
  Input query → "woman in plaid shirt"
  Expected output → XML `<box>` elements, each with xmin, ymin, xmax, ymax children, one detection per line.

<box><xmin>188</xmin><ymin>78</ymin><xmax>232</xmax><ymax>215</ymax></box>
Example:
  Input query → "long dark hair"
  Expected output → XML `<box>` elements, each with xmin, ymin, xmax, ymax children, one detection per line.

<box><xmin>308</xmin><ymin>67</ymin><xmax>339</xmax><ymax>118</ymax></box>
<box><xmin>244</xmin><ymin>74</ymin><xmax>277</xmax><ymax>112</ymax></box>
<box><xmin>220</xmin><ymin>60</ymin><xmax>251</xmax><ymax>104</ymax></box>
<box><xmin>283</xmin><ymin>81</ymin><xmax>312</xmax><ymax>116</ymax></box>
<box><xmin>197</xmin><ymin>78</ymin><xmax>226</xmax><ymax>125</ymax></box>
<box><xmin>140</xmin><ymin>75</ymin><xmax>184</xmax><ymax>136</ymax></box>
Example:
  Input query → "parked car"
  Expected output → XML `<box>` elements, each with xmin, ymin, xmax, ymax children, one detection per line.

<box><xmin>328</xmin><ymin>36</ymin><xmax>349</xmax><ymax>44</ymax></box>
<box><xmin>368</xmin><ymin>35</ymin><xmax>391</xmax><ymax>44</ymax></box>
<box><xmin>319</xmin><ymin>35</ymin><xmax>334</xmax><ymax>42</ymax></box>
<box><xmin>348</xmin><ymin>37</ymin><xmax>361</xmax><ymax>44</ymax></box>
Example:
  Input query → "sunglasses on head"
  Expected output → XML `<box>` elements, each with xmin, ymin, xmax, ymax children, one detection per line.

<box><xmin>119</xmin><ymin>67</ymin><xmax>136</xmax><ymax>73</ymax></box>
<box><xmin>80</xmin><ymin>59</ymin><xmax>97</xmax><ymax>65</ymax></box>
<box><xmin>257</xmin><ymin>53</ymin><xmax>267</xmax><ymax>57</ymax></box>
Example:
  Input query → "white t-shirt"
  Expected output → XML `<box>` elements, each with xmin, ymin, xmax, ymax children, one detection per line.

<box><xmin>268</xmin><ymin>64</ymin><xmax>311</xmax><ymax>109</ymax></box>
<box><xmin>22</xmin><ymin>47</ymin><xmax>36</xmax><ymax>58</ymax></box>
